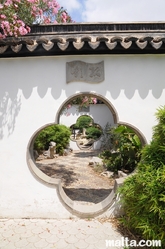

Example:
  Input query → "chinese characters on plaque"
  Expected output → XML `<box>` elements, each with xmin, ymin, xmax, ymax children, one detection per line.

<box><xmin>66</xmin><ymin>61</ymin><xmax>104</xmax><ymax>83</ymax></box>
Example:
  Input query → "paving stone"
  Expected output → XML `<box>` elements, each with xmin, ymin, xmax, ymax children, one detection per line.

<box><xmin>0</xmin><ymin>221</ymin><xmax>14</xmax><ymax>232</ymax></box>
<box><xmin>2</xmin><ymin>229</ymin><xmax>15</xmax><ymax>238</ymax></box>
<box><xmin>49</xmin><ymin>219</ymin><xmax>66</xmax><ymax>227</ymax></box>
<box><xmin>13</xmin><ymin>225</ymin><xmax>27</xmax><ymax>234</ymax></box>
<box><xmin>27</xmin><ymin>234</ymin><xmax>41</xmax><ymax>243</ymax></box>
<box><xmin>34</xmin><ymin>238</ymin><xmax>49</xmax><ymax>248</ymax></box>
<box><xmin>17</xmin><ymin>219</ymin><xmax>31</xmax><ymax>226</ymax></box>
<box><xmin>23</xmin><ymin>242</ymin><xmax>37</xmax><ymax>249</ymax></box>
<box><xmin>0</xmin><ymin>237</ymin><xmax>10</xmax><ymax>247</ymax></box>
<box><xmin>55</xmin><ymin>239</ymin><xmax>68</xmax><ymax>249</ymax></box>
<box><xmin>64</xmin><ymin>234</ymin><xmax>79</xmax><ymax>244</ymax></box>
<box><xmin>48</xmin><ymin>225</ymin><xmax>64</xmax><ymax>235</ymax></box>
<box><xmin>0</xmin><ymin>218</ymin><xmax>123</xmax><ymax>249</ymax></box>
<box><xmin>101</xmin><ymin>225</ymin><xmax>119</xmax><ymax>236</ymax></box>
<box><xmin>95</xmin><ymin>239</ymin><xmax>108</xmax><ymax>249</ymax></box>
<box><xmin>56</xmin><ymin>230</ymin><xmax>70</xmax><ymax>239</ymax></box>
<box><xmin>42</xmin><ymin>223</ymin><xmax>55</xmax><ymax>231</ymax></box>
<box><xmin>19</xmin><ymin>230</ymin><xmax>34</xmax><ymax>238</ymax></box>
<box><xmin>86</xmin><ymin>244</ymin><xmax>99</xmax><ymax>249</ymax></box>
<box><xmin>46</xmin><ymin>234</ymin><xmax>60</xmax><ymax>243</ymax></box>
<box><xmin>14</xmin><ymin>238</ymin><xmax>29</xmax><ymax>248</ymax></box>
<box><xmin>38</xmin><ymin>230</ymin><xmax>52</xmax><ymax>239</ymax></box>
<box><xmin>67</xmin><ymin>226</ymin><xmax>80</xmax><ymax>235</ymax></box>
<box><xmin>43</xmin><ymin>244</ymin><xmax>57</xmax><ymax>249</ymax></box>
<box><xmin>85</xmin><ymin>234</ymin><xmax>98</xmax><ymax>244</ymax></box>
<box><xmin>74</xmin><ymin>239</ymin><xmax>89</xmax><ymax>249</ymax></box>
<box><xmin>65</xmin><ymin>244</ymin><xmax>77</xmax><ymax>249</ymax></box>
<box><xmin>93</xmin><ymin>231</ymin><xmax>108</xmax><ymax>240</ymax></box>
<box><xmin>7</xmin><ymin>233</ymin><xmax>21</xmax><ymax>242</ymax></box>
<box><xmin>76</xmin><ymin>231</ymin><xmax>89</xmax><ymax>240</ymax></box>
<box><xmin>1</xmin><ymin>241</ymin><xmax>17</xmax><ymax>249</ymax></box>
<box><xmin>85</xmin><ymin>226</ymin><xmax>99</xmax><ymax>235</ymax></box>
<box><xmin>0</xmin><ymin>233</ymin><xmax>3</xmax><ymax>241</ymax></box>
<box><xmin>32</xmin><ymin>226</ymin><xmax>44</xmax><ymax>234</ymax></box>
<box><xmin>26</xmin><ymin>222</ymin><xmax>38</xmax><ymax>230</ymax></box>
<box><xmin>59</xmin><ymin>222</ymin><xmax>74</xmax><ymax>231</ymax></box>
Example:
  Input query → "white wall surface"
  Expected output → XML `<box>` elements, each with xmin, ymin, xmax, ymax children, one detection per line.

<box><xmin>0</xmin><ymin>54</ymin><xmax>165</xmax><ymax>218</ymax></box>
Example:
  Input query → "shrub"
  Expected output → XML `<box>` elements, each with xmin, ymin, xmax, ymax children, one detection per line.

<box><xmin>75</xmin><ymin>115</ymin><xmax>93</xmax><ymax>132</ymax></box>
<box><xmin>34</xmin><ymin>124</ymin><xmax>71</xmax><ymax>155</ymax></box>
<box><xmin>118</xmin><ymin>106</ymin><xmax>165</xmax><ymax>246</ymax></box>
<box><xmin>100</xmin><ymin>125</ymin><xmax>142</xmax><ymax>173</ymax></box>
<box><xmin>119</xmin><ymin>165</ymin><xmax>165</xmax><ymax>245</ymax></box>
<box><xmin>86</xmin><ymin>126</ymin><xmax>102</xmax><ymax>139</ymax></box>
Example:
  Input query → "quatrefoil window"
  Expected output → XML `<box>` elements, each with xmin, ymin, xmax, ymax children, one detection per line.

<box><xmin>70</xmin><ymin>115</ymin><xmax>102</xmax><ymax>150</ymax></box>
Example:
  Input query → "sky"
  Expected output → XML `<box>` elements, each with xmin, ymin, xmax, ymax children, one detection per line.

<box><xmin>58</xmin><ymin>0</ymin><xmax>165</xmax><ymax>23</ymax></box>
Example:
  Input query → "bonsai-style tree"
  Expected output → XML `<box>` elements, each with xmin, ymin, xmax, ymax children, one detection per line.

<box><xmin>0</xmin><ymin>0</ymin><xmax>73</xmax><ymax>38</ymax></box>
<box><xmin>75</xmin><ymin>115</ymin><xmax>93</xmax><ymax>132</ymax></box>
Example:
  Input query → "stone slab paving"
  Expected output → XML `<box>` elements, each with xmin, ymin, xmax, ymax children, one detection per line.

<box><xmin>0</xmin><ymin>218</ymin><xmax>123</xmax><ymax>249</ymax></box>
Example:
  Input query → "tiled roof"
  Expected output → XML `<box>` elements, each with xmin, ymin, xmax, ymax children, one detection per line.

<box><xmin>1</xmin><ymin>22</ymin><xmax>165</xmax><ymax>57</ymax></box>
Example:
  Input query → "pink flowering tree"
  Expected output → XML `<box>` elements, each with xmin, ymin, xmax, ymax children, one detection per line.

<box><xmin>0</xmin><ymin>0</ymin><xmax>73</xmax><ymax>38</ymax></box>
<box><xmin>61</xmin><ymin>96</ymin><xmax>98</xmax><ymax>116</ymax></box>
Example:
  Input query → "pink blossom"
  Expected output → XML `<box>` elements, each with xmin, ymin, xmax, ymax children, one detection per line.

<box><xmin>0</xmin><ymin>33</ymin><xmax>5</xmax><ymax>38</ymax></box>
<box><xmin>43</xmin><ymin>16</ymin><xmax>51</xmax><ymax>24</ymax></box>
<box><xmin>4</xmin><ymin>0</ymin><xmax>12</xmax><ymax>6</ymax></box>
<box><xmin>0</xmin><ymin>0</ymin><xmax>73</xmax><ymax>38</ymax></box>
<box><xmin>82</xmin><ymin>96</ymin><xmax>88</xmax><ymax>103</ymax></box>
<box><xmin>67</xmin><ymin>104</ymin><xmax>72</xmax><ymax>109</ymax></box>
<box><xmin>91</xmin><ymin>97</ymin><xmax>97</xmax><ymax>104</ymax></box>
<box><xmin>0</xmin><ymin>14</ymin><xmax>6</xmax><ymax>19</ymax></box>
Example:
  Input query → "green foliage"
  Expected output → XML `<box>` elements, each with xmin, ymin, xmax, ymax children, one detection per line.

<box><xmin>86</xmin><ymin>126</ymin><xmax>102</xmax><ymax>139</ymax></box>
<box><xmin>34</xmin><ymin>124</ymin><xmax>71</xmax><ymax>155</ymax></box>
<box><xmin>140</xmin><ymin>106</ymin><xmax>165</xmax><ymax>169</ymax></box>
<box><xmin>118</xmin><ymin>106</ymin><xmax>165</xmax><ymax>247</ymax></box>
<box><xmin>119</xmin><ymin>165</ymin><xmax>165</xmax><ymax>245</ymax></box>
<box><xmin>100</xmin><ymin>125</ymin><xmax>142</xmax><ymax>173</ymax></box>
<box><xmin>153</xmin><ymin>105</ymin><xmax>165</xmax><ymax>144</ymax></box>
<box><xmin>75</xmin><ymin>115</ymin><xmax>93</xmax><ymax>132</ymax></box>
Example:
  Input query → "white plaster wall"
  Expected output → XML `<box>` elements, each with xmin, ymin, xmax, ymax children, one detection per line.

<box><xmin>0</xmin><ymin>54</ymin><xmax>165</xmax><ymax>218</ymax></box>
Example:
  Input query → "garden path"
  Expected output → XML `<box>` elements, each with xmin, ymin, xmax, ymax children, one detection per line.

<box><xmin>36</xmin><ymin>150</ymin><xmax>114</xmax><ymax>205</ymax></box>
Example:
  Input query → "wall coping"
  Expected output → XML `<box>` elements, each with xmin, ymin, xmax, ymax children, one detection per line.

<box><xmin>1</xmin><ymin>22</ymin><xmax>165</xmax><ymax>58</ymax></box>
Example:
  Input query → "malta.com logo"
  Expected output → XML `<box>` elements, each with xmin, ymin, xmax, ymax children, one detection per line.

<box><xmin>105</xmin><ymin>237</ymin><xmax>161</xmax><ymax>247</ymax></box>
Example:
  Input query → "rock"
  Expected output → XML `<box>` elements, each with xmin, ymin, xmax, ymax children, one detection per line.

<box><xmin>84</xmin><ymin>139</ymin><xmax>95</xmax><ymax>146</ymax></box>
<box><xmin>47</xmin><ymin>141</ymin><xmax>56</xmax><ymax>159</ymax></box>
<box><xmin>63</xmin><ymin>149</ymin><xmax>69</xmax><ymax>156</ymax></box>
<box><xmin>63</xmin><ymin>147</ymin><xmax>73</xmax><ymax>156</ymax></box>
<box><xmin>49</xmin><ymin>141</ymin><xmax>56</xmax><ymax>158</ymax></box>
<box><xmin>43</xmin><ymin>151</ymin><xmax>49</xmax><ymax>156</ymax></box>
<box><xmin>118</xmin><ymin>170</ymin><xmax>127</xmax><ymax>178</ymax></box>
<box><xmin>36</xmin><ymin>154</ymin><xmax>45</xmax><ymax>161</ymax></box>
<box><xmin>101</xmin><ymin>171</ymin><xmax>113</xmax><ymax>178</ymax></box>
<box><xmin>33</xmin><ymin>150</ymin><xmax>39</xmax><ymax>160</ymax></box>
<box><xmin>89</xmin><ymin>157</ymin><xmax>103</xmax><ymax>167</ymax></box>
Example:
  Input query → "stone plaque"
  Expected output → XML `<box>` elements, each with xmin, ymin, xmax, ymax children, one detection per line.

<box><xmin>66</xmin><ymin>61</ymin><xmax>104</xmax><ymax>83</ymax></box>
